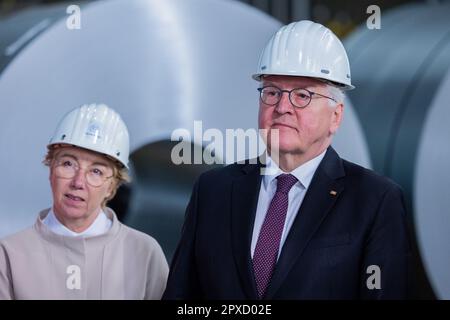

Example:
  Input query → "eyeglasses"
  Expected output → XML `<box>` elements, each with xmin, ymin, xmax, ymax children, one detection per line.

<box><xmin>53</xmin><ymin>156</ymin><xmax>114</xmax><ymax>187</ymax></box>
<box><xmin>257</xmin><ymin>86</ymin><xmax>337</xmax><ymax>108</ymax></box>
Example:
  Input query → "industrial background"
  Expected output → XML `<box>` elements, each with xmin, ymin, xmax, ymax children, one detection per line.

<box><xmin>0</xmin><ymin>0</ymin><xmax>449</xmax><ymax>300</ymax></box>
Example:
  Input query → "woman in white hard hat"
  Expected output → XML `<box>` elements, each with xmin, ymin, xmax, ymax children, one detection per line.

<box><xmin>0</xmin><ymin>104</ymin><xmax>168</xmax><ymax>299</ymax></box>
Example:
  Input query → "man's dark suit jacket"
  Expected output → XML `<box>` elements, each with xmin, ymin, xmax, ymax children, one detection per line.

<box><xmin>163</xmin><ymin>147</ymin><xmax>410</xmax><ymax>299</ymax></box>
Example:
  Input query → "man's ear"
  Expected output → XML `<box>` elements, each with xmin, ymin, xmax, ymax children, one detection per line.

<box><xmin>330</xmin><ymin>103</ymin><xmax>344</xmax><ymax>134</ymax></box>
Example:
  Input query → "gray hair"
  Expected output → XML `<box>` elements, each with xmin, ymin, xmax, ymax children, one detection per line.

<box><xmin>327</xmin><ymin>85</ymin><xmax>345</xmax><ymax>106</ymax></box>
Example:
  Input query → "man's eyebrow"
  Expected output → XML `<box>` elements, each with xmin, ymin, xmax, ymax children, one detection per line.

<box><xmin>262</xmin><ymin>81</ymin><xmax>310</xmax><ymax>89</ymax></box>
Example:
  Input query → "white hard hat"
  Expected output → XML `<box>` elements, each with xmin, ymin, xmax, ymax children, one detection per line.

<box><xmin>48</xmin><ymin>104</ymin><xmax>130</xmax><ymax>169</ymax></box>
<box><xmin>253</xmin><ymin>20</ymin><xmax>354</xmax><ymax>90</ymax></box>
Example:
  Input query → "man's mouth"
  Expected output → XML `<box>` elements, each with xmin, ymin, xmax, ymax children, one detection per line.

<box><xmin>272</xmin><ymin>123</ymin><xmax>296</xmax><ymax>130</ymax></box>
<box><xmin>65</xmin><ymin>194</ymin><xmax>85</xmax><ymax>202</ymax></box>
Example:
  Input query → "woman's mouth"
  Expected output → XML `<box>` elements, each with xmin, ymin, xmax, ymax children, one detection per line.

<box><xmin>65</xmin><ymin>194</ymin><xmax>85</xmax><ymax>202</ymax></box>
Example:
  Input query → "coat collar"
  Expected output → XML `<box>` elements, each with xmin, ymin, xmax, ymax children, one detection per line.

<box><xmin>230</xmin><ymin>162</ymin><xmax>262</xmax><ymax>299</ymax></box>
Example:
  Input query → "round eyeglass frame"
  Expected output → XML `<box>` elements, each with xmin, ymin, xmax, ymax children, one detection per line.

<box><xmin>52</xmin><ymin>158</ymin><xmax>115</xmax><ymax>187</ymax></box>
<box><xmin>257</xmin><ymin>86</ymin><xmax>337</xmax><ymax>108</ymax></box>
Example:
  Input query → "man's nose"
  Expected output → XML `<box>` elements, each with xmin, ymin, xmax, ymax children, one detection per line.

<box><xmin>275</xmin><ymin>91</ymin><xmax>295</xmax><ymax>114</ymax></box>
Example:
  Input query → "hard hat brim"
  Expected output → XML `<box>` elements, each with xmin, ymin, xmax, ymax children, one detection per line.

<box><xmin>47</xmin><ymin>142</ymin><xmax>129</xmax><ymax>170</ymax></box>
<box><xmin>252</xmin><ymin>73</ymin><xmax>355</xmax><ymax>90</ymax></box>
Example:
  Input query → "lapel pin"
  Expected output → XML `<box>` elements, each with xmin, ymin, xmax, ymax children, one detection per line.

<box><xmin>330</xmin><ymin>190</ymin><xmax>337</xmax><ymax>196</ymax></box>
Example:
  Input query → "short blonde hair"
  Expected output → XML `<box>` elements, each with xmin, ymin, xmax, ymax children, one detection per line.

<box><xmin>43</xmin><ymin>146</ymin><xmax>130</xmax><ymax>208</ymax></box>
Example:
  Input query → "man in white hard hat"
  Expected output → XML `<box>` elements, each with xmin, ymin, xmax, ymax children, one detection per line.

<box><xmin>164</xmin><ymin>20</ymin><xmax>410</xmax><ymax>300</ymax></box>
<box><xmin>0</xmin><ymin>104</ymin><xmax>168</xmax><ymax>299</ymax></box>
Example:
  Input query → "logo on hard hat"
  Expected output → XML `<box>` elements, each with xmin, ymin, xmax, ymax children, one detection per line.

<box><xmin>86</xmin><ymin>122</ymin><xmax>102</xmax><ymax>140</ymax></box>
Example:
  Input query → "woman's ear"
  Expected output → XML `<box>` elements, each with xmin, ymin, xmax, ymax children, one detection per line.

<box><xmin>106</xmin><ymin>179</ymin><xmax>118</xmax><ymax>199</ymax></box>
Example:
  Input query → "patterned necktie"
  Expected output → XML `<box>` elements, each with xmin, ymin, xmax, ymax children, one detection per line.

<box><xmin>252</xmin><ymin>173</ymin><xmax>298</xmax><ymax>299</ymax></box>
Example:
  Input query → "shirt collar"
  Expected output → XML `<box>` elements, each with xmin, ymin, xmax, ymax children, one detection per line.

<box><xmin>42</xmin><ymin>208</ymin><xmax>112</xmax><ymax>237</ymax></box>
<box><xmin>263</xmin><ymin>149</ymin><xmax>327</xmax><ymax>191</ymax></box>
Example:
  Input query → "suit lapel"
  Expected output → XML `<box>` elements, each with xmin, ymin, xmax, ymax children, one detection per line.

<box><xmin>230</xmin><ymin>163</ymin><xmax>262</xmax><ymax>299</ymax></box>
<box><xmin>265</xmin><ymin>147</ymin><xmax>345</xmax><ymax>299</ymax></box>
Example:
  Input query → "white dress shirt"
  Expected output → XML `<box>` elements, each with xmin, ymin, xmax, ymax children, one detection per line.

<box><xmin>251</xmin><ymin>150</ymin><xmax>326</xmax><ymax>259</ymax></box>
<box><xmin>42</xmin><ymin>208</ymin><xmax>112</xmax><ymax>237</ymax></box>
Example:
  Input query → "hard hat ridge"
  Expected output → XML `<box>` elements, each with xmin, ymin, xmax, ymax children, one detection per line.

<box><xmin>253</xmin><ymin>20</ymin><xmax>354</xmax><ymax>90</ymax></box>
<box><xmin>48</xmin><ymin>103</ymin><xmax>130</xmax><ymax>169</ymax></box>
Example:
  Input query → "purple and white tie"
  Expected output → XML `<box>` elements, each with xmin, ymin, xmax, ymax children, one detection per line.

<box><xmin>252</xmin><ymin>173</ymin><xmax>298</xmax><ymax>298</ymax></box>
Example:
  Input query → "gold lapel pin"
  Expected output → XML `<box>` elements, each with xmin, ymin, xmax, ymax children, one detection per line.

<box><xmin>330</xmin><ymin>190</ymin><xmax>337</xmax><ymax>196</ymax></box>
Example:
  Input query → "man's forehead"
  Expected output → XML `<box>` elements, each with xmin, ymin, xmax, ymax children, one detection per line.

<box><xmin>262</xmin><ymin>75</ymin><xmax>326</xmax><ymax>88</ymax></box>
